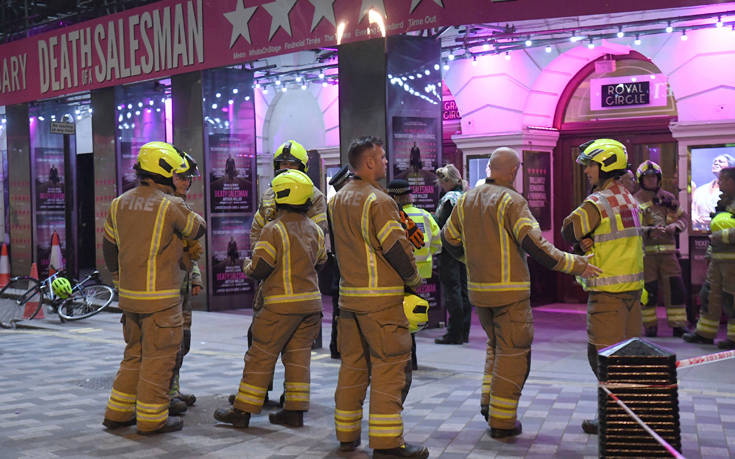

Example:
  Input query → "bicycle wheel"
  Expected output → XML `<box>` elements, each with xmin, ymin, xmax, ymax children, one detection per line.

<box><xmin>0</xmin><ymin>277</ymin><xmax>42</xmax><ymax>329</ymax></box>
<box><xmin>58</xmin><ymin>284</ymin><xmax>115</xmax><ymax>321</ymax></box>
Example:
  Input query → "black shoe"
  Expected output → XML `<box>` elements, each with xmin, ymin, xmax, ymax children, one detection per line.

<box><xmin>373</xmin><ymin>443</ymin><xmax>429</xmax><ymax>458</ymax></box>
<box><xmin>581</xmin><ymin>418</ymin><xmax>598</xmax><ymax>434</ymax></box>
<box><xmin>490</xmin><ymin>421</ymin><xmax>522</xmax><ymax>439</ymax></box>
<box><xmin>213</xmin><ymin>407</ymin><xmax>251</xmax><ymax>428</ymax></box>
<box><xmin>102</xmin><ymin>418</ymin><xmax>136</xmax><ymax>429</ymax></box>
<box><xmin>269</xmin><ymin>409</ymin><xmax>304</xmax><ymax>427</ymax></box>
<box><xmin>176</xmin><ymin>392</ymin><xmax>196</xmax><ymax>406</ymax></box>
<box><xmin>672</xmin><ymin>327</ymin><xmax>686</xmax><ymax>338</ymax></box>
<box><xmin>434</xmin><ymin>335</ymin><xmax>461</xmax><ymax>345</ymax></box>
<box><xmin>480</xmin><ymin>404</ymin><xmax>489</xmax><ymax>422</ymax></box>
<box><xmin>228</xmin><ymin>393</ymin><xmax>236</xmax><ymax>405</ymax></box>
<box><xmin>169</xmin><ymin>398</ymin><xmax>187</xmax><ymax>415</ymax></box>
<box><xmin>339</xmin><ymin>438</ymin><xmax>361</xmax><ymax>452</ymax></box>
<box><xmin>682</xmin><ymin>332</ymin><xmax>714</xmax><ymax>344</ymax></box>
<box><xmin>644</xmin><ymin>326</ymin><xmax>658</xmax><ymax>337</ymax></box>
<box><xmin>137</xmin><ymin>416</ymin><xmax>183</xmax><ymax>435</ymax></box>
<box><xmin>717</xmin><ymin>339</ymin><xmax>735</xmax><ymax>350</ymax></box>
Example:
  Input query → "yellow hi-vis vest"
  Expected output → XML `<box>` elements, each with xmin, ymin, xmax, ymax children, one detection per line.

<box><xmin>403</xmin><ymin>204</ymin><xmax>441</xmax><ymax>279</ymax></box>
<box><xmin>581</xmin><ymin>183</ymin><xmax>644</xmax><ymax>292</ymax></box>
<box><xmin>711</xmin><ymin>210</ymin><xmax>735</xmax><ymax>261</ymax></box>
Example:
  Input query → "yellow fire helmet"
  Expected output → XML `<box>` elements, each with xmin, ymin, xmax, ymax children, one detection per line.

<box><xmin>576</xmin><ymin>138</ymin><xmax>628</xmax><ymax>173</ymax></box>
<box><xmin>404</xmin><ymin>293</ymin><xmax>429</xmax><ymax>333</ymax></box>
<box><xmin>636</xmin><ymin>160</ymin><xmax>663</xmax><ymax>183</ymax></box>
<box><xmin>711</xmin><ymin>211</ymin><xmax>735</xmax><ymax>232</ymax></box>
<box><xmin>274</xmin><ymin>140</ymin><xmax>309</xmax><ymax>172</ymax></box>
<box><xmin>135</xmin><ymin>141</ymin><xmax>190</xmax><ymax>179</ymax></box>
<box><xmin>272</xmin><ymin>169</ymin><xmax>314</xmax><ymax>207</ymax></box>
<box><xmin>52</xmin><ymin>277</ymin><xmax>73</xmax><ymax>299</ymax></box>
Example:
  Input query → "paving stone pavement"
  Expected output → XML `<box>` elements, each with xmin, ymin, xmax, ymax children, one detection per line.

<box><xmin>0</xmin><ymin>302</ymin><xmax>733</xmax><ymax>458</ymax></box>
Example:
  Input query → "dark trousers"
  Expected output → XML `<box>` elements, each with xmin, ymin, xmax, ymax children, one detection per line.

<box><xmin>440</xmin><ymin>251</ymin><xmax>472</xmax><ymax>341</ymax></box>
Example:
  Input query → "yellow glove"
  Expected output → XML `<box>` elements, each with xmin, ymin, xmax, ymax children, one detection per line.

<box><xmin>186</xmin><ymin>240</ymin><xmax>203</xmax><ymax>260</ymax></box>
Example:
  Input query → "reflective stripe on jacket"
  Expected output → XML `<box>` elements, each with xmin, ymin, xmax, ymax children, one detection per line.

<box><xmin>403</xmin><ymin>204</ymin><xmax>441</xmax><ymax>279</ymax></box>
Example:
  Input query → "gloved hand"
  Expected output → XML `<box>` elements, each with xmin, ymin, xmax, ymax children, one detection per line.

<box><xmin>241</xmin><ymin>256</ymin><xmax>252</xmax><ymax>273</ymax></box>
<box><xmin>399</xmin><ymin>209</ymin><xmax>425</xmax><ymax>249</ymax></box>
<box><xmin>187</xmin><ymin>240</ymin><xmax>203</xmax><ymax>260</ymax></box>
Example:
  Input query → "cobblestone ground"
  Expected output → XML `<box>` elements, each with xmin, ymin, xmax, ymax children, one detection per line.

<box><xmin>0</xmin><ymin>304</ymin><xmax>733</xmax><ymax>458</ymax></box>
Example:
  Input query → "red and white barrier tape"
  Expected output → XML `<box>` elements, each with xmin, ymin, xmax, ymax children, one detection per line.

<box><xmin>600</xmin><ymin>385</ymin><xmax>685</xmax><ymax>459</ymax></box>
<box><xmin>676</xmin><ymin>349</ymin><xmax>735</xmax><ymax>369</ymax></box>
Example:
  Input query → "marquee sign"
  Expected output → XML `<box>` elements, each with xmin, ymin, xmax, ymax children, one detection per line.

<box><xmin>590</xmin><ymin>74</ymin><xmax>669</xmax><ymax>110</ymax></box>
<box><xmin>0</xmin><ymin>0</ymin><xmax>717</xmax><ymax>106</ymax></box>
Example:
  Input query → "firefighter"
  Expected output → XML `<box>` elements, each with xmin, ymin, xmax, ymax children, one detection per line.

<box><xmin>102</xmin><ymin>141</ymin><xmax>206</xmax><ymax>435</ymax></box>
<box><xmin>561</xmin><ymin>139</ymin><xmax>644</xmax><ymax>435</ymax></box>
<box><xmin>634</xmin><ymin>160</ymin><xmax>688</xmax><ymax>337</ymax></box>
<box><xmin>168</xmin><ymin>148</ymin><xmax>204</xmax><ymax>411</ymax></box>
<box><xmin>330</xmin><ymin>136</ymin><xmax>428</xmax><ymax>458</ymax></box>
<box><xmin>214</xmin><ymin>169</ymin><xmax>327</xmax><ymax>428</ymax></box>
<box><xmin>442</xmin><ymin>147</ymin><xmax>600</xmax><ymax>439</ymax></box>
<box><xmin>683</xmin><ymin>167</ymin><xmax>735</xmax><ymax>349</ymax></box>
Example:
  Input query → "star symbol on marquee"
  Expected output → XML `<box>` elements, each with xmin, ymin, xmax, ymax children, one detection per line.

<box><xmin>262</xmin><ymin>0</ymin><xmax>299</xmax><ymax>41</ymax></box>
<box><xmin>359</xmin><ymin>0</ymin><xmax>387</xmax><ymax>23</ymax></box>
<box><xmin>409</xmin><ymin>0</ymin><xmax>444</xmax><ymax>13</ymax></box>
<box><xmin>224</xmin><ymin>0</ymin><xmax>257</xmax><ymax>47</ymax></box>
<box><xmin>308</xmin><ymin>0</ymin><xmax>336</xmax><ymax>32</ymax></box>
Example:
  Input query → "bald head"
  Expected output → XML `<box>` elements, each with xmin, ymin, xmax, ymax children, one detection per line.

<box><xmin>489</xmin><ymin>147</ymin><xmax>521</xmax><ymax>184</ymax></box>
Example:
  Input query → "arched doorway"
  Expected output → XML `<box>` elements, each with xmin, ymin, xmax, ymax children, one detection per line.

<box><xmin>552</xmin><ymin>53</ymin><xmax>678</xmax><ymax>303</ymax></box>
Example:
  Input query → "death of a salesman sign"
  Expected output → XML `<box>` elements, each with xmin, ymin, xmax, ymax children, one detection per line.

<box><xmin>523</xmin><ymin>151</ymin><xmax>551</xmax><ymax>231</ymax></box>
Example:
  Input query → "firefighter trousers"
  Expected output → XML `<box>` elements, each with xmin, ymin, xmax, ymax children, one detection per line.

<box><xmin>694</xmin><ymin>260</ymin><xmax>735</xmax><ymax>340</ymax></box>
<box><xmin>642</xmin><ymin>253</ymin><xmax>687</xmax><ymax>328</ymax></box>
<box><xmin>104</xmin><ymin>305</ymin><xmax>183</xmax><ymax>433</ymax></box>
<box><xmin>334</xmin><ymin>305</ymin><xmax>412</xmax><ymax>450</ymax></box>
<box><xmin>233</xmin><ymin>309</ymin><xmax>321</xmax><ymax>413</ymax></box>
<box><xmin>586</xmin><ymin>290</ymin><xmax>642</xmax><ymax>377</ymax></box>
<box><xmin>477</xmin><ymin>300</ymin><xmax>533</xmax><ymax>430</ymax></box>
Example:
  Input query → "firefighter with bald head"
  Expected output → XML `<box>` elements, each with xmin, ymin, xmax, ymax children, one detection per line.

<box><xmin>214</xmin><ymin>169</ymin><xmax>327</xmax><ymax>428</ymax></box>
<box><xmin>634</xmin><ymin>160</ymin><xmax>688</xmax><ymax>337</ymax></box>
<box><xmin>102</xmin><ymin>142</ymin><xmax>206</xmax><ymax>435</ymax></box>
<box><xmin>443</xmin><ymin>147</ymin><xmax>600</xmax><ymax>439</ymax></box>
<box><xmin>330</xmin><ymin>136</ymin><xmax>429</xmax><ymax>458</ymax></box>
<box><xmin>561</xmin><ymin>139</ymin><xmax>645</xmax><ymax>435</ymax></box>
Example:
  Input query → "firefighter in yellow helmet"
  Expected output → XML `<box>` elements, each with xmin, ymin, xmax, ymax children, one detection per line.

<box><xmin>443</xmin><ymin>147</ymin><xmax>600</xmax><ymax>440</ymax></box>
<box><xmin>330</xmin><ymin>136</ymin><xmax>428</xmax><ymax>458</ymax></box>
<box><xmin>561</xmin><ymin>139</ymin><xmax>644</xmax><ymax>435</ymax></box>
<box><xmin>102</xmin><ymin>141</ymin><xmax>206</xmax><ymax>435</ymax></box>
<box><xmin>683</xmin><ymin>167</ymin><xmax>735</xmax><ymax>349</ymax></box>
<box><xmin>633</xmin><ymin>160</ymin><xmax>688</xmax><ymax>337</ymax></box>
<box><xmin>214</xmin><ymin>169</ymin><xmax>327</xmax><ymax>428</ymax></box>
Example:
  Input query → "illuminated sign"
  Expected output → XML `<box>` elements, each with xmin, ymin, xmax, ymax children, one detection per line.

<box><xmin>590</xmin><ymin>74</ymin><xmax>668</xmax><ymax>110</ymax></box>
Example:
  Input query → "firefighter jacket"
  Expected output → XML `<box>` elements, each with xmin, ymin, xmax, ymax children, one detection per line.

<box><xmin>103</xmin><ymin>182</ymin><xmax>206</xmax><ymax>313</ymax></box>
<box><xmin>243</xmin><ymin>211</ymin><xmax>327</xmax><ymax>314</ymax></box>
<box><xmin>329</xmin><ymin>177</ymin><xmax>422</xmax><ymax>312</ymax></box>
<box><xmin>710</xmin><ymin>197</ymin><xmax>735</xmax><ymax>261</ymax></box>
<box><xmin>251</xmin><ymin>185</ymin><xmax>327</xmax><ymax>248</ymax></box>
<box><xmin>634</xmin><ymin>188</ymin><xmax>687</xmax><ymax>254</ymax></box>
<box><xmin>442</xmin><ymin>178</ymin><xmax>588</xmax><ymax>307</ymax></box>
<box><xmin>562</xmin><ymin>179</ymin><xmax>644</xmax><ymax>293</ymax></box>
<box><xmin>402</xmin><ymin>204</ymin><xmax>441</xmax><ymax>279</ymax></box>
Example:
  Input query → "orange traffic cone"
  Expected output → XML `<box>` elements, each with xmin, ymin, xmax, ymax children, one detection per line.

<box><xmin>24</xmin><ymin>262</ymin><xmax>44</xmax><ymax>319</ymax></box>
<box><xmin>49</xmin><ymin>231</ymin><xmax>63</xmax><ymax>275</ymax></box>
<box><xmin>0</xmin><ymin>243</ymin><xmax>9</xmax><ymax>288</ymax></box>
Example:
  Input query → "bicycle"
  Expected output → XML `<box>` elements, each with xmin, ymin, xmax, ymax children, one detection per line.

<box><xmin>0</xmin><ymin>269</ymin><xmax>115</xmax><ymax>329</ymax></box>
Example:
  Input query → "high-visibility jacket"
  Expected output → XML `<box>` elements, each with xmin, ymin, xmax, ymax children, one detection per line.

<box><xmin>634</xmin><ymin>188</ymin><xmax>687</xmax><ymax>254</ymax></box>
<box><xmin>104</xmin><ymin>182</ymin><xmax>206</xmax><ymax>313</ymax></box>
<box><xmin>710</xmin><ymin>199</ymin><xmax>735</xmax><ymax>261</ymax></box>
<box><xmin>250</xmin><ymin>185</ymin><xmax>327</xmax><ymax>248</ymax></box>
<box><xmin>402</xmin><ymin>204</ymin><xmax>441</xmax><ymax>278</ymax></box>
<box><xmin>442</xmin><ymin>178</ymin><xmax>588</xmax><ymax>307</ymax></box>
<box><xmin>563</xmin><ymin>180</ymin><xmax>644</xmax><ymax>293</ymax></box>
<box><xmin>329</xmin><ymin>177</ymin><xmax>421</xmax><ymax>313</ymax></box>
<box><xmin>244</xmin><ymin>211</ymin><xmax>327</xmax><ymax>314</ymax></box>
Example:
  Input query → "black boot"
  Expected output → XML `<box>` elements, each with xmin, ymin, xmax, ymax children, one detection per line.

<box><xmin>137</xmin><ymin>416</ymin><xmax>183</xmax><ymax>435</ymax></box>
<box><xmin>682</xmin><ymin>332</ymin><xmax>714</xmax><ymax>344</ymax></box>
<box><xmin>339</xmin><ymin>438</ymin><xmax>361</xmax><ymax>452</ymax></box>
<box><xmin>176</xmin><ymin>392</ymin><xmax>196</xmax><ymax>406</ymax></box>
<box><xmin>373</xmin><ymin>443</ymin><xmax>429</xmax><ymax>458</ymax></box>
<box><xmin>169</xmin><ymin>398</ymin><xmax>187</xmax><ymax>415</ymax></box>
<box><xmin>644</xmin><ymin>326</ymin><xmax>657</xmax><ymax>337</ymax></box>
<box><xmin>582</xmin><ymin>418</ymin><xmax>598</xmax><ymax>434</ymax></box>
<box><xmin>213</xmin><ymin>407</ymin><xmax>251</xmax><ymax>428</ymax></box>
<box><xmin>490</xmin><ymin>421</ymin><xmax>522</xmax><ymax>439</ymax></box>
<box><xmin>268</xmin><ymin>409</ymin><xmax>304</xmax><ymax>427</ymax></box>
<box><xmin>717</xmin><ymin>339</ymin><xmax>735</xmax><ymax>350</ymax></box>
<box><xmin>102</xmin><ymin>417</ymin><xmax>136</xmax><ymax>429</ymax></box>
<box><xmin>672</xmin><ymin>327</ymin><xmax>686</xmax><ymax>337</ymax></box>
<box><xmin>434</xmin><ymin>335</ymin><xmax>461</xmax><ymax>345</ymax></box>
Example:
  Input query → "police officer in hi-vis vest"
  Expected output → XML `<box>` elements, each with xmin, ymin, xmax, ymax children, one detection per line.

<box><xmin>102</xmin><ymin>142</ymin><xmax>206</xmax><ymax>435</ymax></box>
<box><xmin>442</xmin><ymin>147</ymin><xmax>600</xmax><ymax>439</ymax></box>
<box><xmin>633</xmin><ymin>160</ymin><xmax>688</xmax><ymax>337</ymax></box>
<box><xmin>330</xmin><ymin>136</ymin><xmax>429</xmax><ymax>458</ymax></box>
<box><xmin>562</xmin><ymin>139</ymin><xmax>645</xmax><ymax>435</ymax></box>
